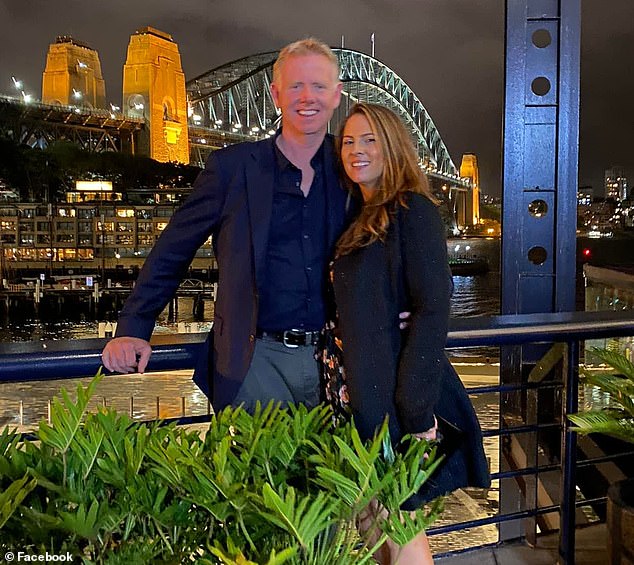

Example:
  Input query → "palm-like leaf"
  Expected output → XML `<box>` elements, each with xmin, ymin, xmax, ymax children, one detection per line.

<box><xmin>588</xmin><ymin>347</ymin><xmax>634</xmax><ymax>381</ymax></box>
<box><xmin>569</xmin><ymin>409</ymin><xmax>634</xmax><ymax>444</ymax></box>
<box><xmin>0</xmin><ymin>372</ymin><xmax>441</xmax><ymax>562</ymax></box>
<box><xmin>582</xmin><ymin>372</ymin><xmax>634</xmax><ymax>417</ymax></box>
<box><xmin>570</xmin><ymin>347</ymin><xmax>634</xmax><ymax>444</ymax></box>
<box><xmin>0</xmin><ymin>474</ymin><xmax>37</xmax><ymax>528</ymax></box>
<box><xmin>38</xmin><ymin>369</ymin><xmax>104</xmax><ymax>456</ymax></box>
<box><xmin>261</xmin><ymin>484</ymin><xmax>341</xmax><ymax>550</ymax></box>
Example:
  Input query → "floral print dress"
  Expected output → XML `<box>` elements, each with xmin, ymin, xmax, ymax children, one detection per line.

<box><xmin>316</xmin><ymin>265</ymin><xmax>351</xmax><ymax>424</ymax></box>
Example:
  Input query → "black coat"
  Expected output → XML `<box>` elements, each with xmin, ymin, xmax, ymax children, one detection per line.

<box><xmin>332</xmin><ymin>192</ymin><xmax>490</xmax><ymax>504</ymax></box>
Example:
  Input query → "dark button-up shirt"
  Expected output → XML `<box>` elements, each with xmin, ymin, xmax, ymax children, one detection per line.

<box><xmin>256</xmin><ymin>138</ymin><xmax>328</xmax><ymax>331</ymax></box>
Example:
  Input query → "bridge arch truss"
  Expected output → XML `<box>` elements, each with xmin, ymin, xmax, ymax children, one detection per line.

<box><xmin>186</xmin><ymin>49</ymin><xmax>468</xmax><ymax>189</ymax></box>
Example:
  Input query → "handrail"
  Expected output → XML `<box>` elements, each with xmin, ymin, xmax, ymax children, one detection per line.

<box><xmin>2</xmin><ymin>309</ymin><xmax>634</xmax><ymax>563</ymax></box>
<box><xmin>1</xmin><ymin>310</ymin><xmax>633</xmax><ymax>382</ymax></box>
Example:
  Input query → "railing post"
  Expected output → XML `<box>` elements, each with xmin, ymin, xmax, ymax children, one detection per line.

<box><xmin>559</xmin><ymin>340</ymin><xmax>579</xmax><ymax>564</ymax></box>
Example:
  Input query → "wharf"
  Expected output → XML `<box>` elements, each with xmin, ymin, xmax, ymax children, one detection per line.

<box><xmin>0</xmin><ymin>279</ymin><xmax>216</xmax><ymax>320</ymax></box>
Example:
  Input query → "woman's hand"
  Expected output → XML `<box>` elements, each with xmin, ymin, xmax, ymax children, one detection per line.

<box><xmin>398</xmin><ymin>311</ymin><xmax>411</xmax><ymax>330</ymax></box>
<box><xmin>412</xmin><ymin>416</ymin><xmax>438</xmax><ymax>442</ymax></box>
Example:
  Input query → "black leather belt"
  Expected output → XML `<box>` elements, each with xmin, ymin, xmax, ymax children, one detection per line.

<box><xmin>256</xmin><ymin>329</ymin><xmax>320</xmax><ymax>348</ymax></box>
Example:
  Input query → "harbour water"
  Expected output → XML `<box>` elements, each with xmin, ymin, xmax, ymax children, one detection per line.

<box><xmin>0</xmin><ymin>238</ymin><xmax>502</xmax><ymax>343</ymax></box>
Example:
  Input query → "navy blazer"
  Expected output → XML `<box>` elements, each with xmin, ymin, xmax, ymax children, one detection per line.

<box><xmin>115</xmin><ymin>134</ymin><xmax>352</xmax><ymax>409</ymax></box>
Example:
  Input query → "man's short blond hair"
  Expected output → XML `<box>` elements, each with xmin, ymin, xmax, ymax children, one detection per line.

<box><xmin>272</xmin><ymin>38</ymin><xmax>340</xmax><ymax>83</ymax></box>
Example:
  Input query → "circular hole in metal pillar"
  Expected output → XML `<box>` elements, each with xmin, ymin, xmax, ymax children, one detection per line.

<box><xmin>531</xmin><ymin>77</ymin><xmax>551</xmax><ymax>96</ymax></box>
<box><xmin>532</xmin><ymin>29</ymin><xmax>552</xmax><ymax>48</ymax></box>
<box><xmin>528</xmin><ymin>246</ymin><xmax>548</xmax><ymax>265</ymax></box>
<box><xmin>528</xmin><ymin>199</ymin><xmax>548</xmax><ymax>218</ymax></box>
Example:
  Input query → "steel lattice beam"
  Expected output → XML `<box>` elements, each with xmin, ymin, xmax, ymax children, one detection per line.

<box><xmin>185</xmin><ymin>49</ymin><xmax>467</xmax><ymax>189</ymax></box>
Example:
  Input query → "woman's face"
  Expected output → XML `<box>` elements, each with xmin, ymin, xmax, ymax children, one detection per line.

<box><xmin>341</xmin><ymin>113</ymin><xmax>384</xmax><ymax>199</ymax></box>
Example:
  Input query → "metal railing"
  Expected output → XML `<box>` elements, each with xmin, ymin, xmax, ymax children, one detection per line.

<box><xmin>2</xmin><ymin>309</ymin><xmax>634</xmax><ymax>563</ymax></box>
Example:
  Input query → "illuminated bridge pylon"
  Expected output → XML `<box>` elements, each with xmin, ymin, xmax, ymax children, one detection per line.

<box><xmin>186</xmin><ymin>49</ymin><xmax>472</xmax><ymax>228</ymax></box>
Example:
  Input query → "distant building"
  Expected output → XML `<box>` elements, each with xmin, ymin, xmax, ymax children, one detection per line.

<box><xmin>578</xmin><ymin>185</ymin><xmax>593</xmax><ymax>206</ymax></box>
<box><xmin>605</xmin><ymin>166</ymin><xmax>628</xmax><ymax>201</ymax></box>
<box><xmin>577</xmin><ymin>197</ymin><xmax>617</xmax><ymax>236</ymax></box>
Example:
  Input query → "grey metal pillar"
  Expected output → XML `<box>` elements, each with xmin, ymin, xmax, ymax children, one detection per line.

<box><xmin>500</xmin><ymin>0</ymin><xmax>580</xmax><ymax>543</ymax></box>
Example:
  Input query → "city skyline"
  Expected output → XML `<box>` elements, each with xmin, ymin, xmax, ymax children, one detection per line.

<box><xmin>0</xmin><ymin>0</ymin><xmax>633</xmax><ymax>197</ymax></box>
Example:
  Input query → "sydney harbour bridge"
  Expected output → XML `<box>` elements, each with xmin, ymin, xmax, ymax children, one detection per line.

<box><xmin>186</xmin><ymin>48</ymin><xmax>474</xmax><ymax>229</ymax></box>
<box><xmin>187</xmin><ymin>49</ymin><xmax>464</xmax><ymax>184</ymax></box>
<box><xmin>0</xmin><ymin>40</ymin><xmax>475</xmax><ymax>228</ymax></box>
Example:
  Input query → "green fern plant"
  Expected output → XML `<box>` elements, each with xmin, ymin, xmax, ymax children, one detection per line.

<box><xmin>0</xmin><ymin>372</ymin><xmax>443</xmax><ymax>564</ymax></box>
<box><xmin>568</xmin><ymin>347</ymin><xmax>634</xmax><ymax>444</ymax></box>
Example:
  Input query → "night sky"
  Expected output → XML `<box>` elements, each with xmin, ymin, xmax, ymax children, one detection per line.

<box><xmin>0</xmin><ymin>0</ymin><xmax>632</xmax><ymax>197</ymax></box>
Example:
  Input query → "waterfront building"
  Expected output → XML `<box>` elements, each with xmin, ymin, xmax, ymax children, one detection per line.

<box><xmin>0</xmin><ymin>199</ymin><xmax>214</xmax><ymax>277</ymax></box>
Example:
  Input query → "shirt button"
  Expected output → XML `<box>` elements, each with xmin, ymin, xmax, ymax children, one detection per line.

<box><xmin>249</xmin><ymin>334</ymin><xmax>255</xmax><ymax>343</ymax></box>
<box><xmin>303</xmin><ymin>234</ymin><xmax>309</xmax><ymax>239</ymax></box>
<box><xmin>295</xmin><ymin>181</ymin><xmax>300</xmax><ymax>187</ymax></box>
<box><xmin>306</xmin><ymin>266</ymin><xmax>312</xmax><ymax>272</ymax></box>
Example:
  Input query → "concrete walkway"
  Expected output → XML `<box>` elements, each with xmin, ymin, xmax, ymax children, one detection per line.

<box><xmin>436</xmin><ymin>524</ymin><xmax>608</xmax><ymax>565</ymax></box>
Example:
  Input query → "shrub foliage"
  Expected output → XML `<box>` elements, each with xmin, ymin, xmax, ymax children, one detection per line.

<box><xmin>0</xmin><ymin>371</ymin><xmax>442</xmax><ymax>564</ymax></box>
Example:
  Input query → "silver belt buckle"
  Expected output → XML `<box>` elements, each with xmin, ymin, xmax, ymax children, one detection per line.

<box><xmin>282</xmin><ymin>329</ymin><xmax>301</xmax><ymax>348</ymax></box>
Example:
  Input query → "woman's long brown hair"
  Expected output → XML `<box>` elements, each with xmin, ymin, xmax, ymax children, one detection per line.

<box><xmin>335</xmin><ymin>102</ymin><xmax>436</xmax><ymax>258</ymax></box>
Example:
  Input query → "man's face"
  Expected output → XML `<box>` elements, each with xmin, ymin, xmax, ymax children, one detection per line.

<box><xmin>271</xmin><ymin>53</ymin><xmax>342</xmax><ymax>139</ymax></box>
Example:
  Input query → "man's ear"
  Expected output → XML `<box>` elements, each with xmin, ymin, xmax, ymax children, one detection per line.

<box><xmin>334</xmin><ymin>81</ymin><xmax>343</xmax><ymax>105</ymax></box>
<box><xmin>270</xmin><ymin>83</ymin><xmax>280</xmax><ymax>109</ymax></box>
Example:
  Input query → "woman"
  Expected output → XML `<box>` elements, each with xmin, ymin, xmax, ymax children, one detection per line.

<box><xmin>328</xmin><ymin>103</ymin><xmax>490</xmax><ymax>563</ymax></box>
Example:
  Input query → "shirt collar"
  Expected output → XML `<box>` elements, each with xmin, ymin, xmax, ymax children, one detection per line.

<box><xmin>273</xmin><ymin>128</ymin><xmax>326</xmax><ymax>171</ymax></box>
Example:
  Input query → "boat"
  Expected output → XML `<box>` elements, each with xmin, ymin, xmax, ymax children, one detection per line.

<box><xmin>449</xmin><ymin>257</ymin><xmax>490</xmax><ymax>276</ymax></box>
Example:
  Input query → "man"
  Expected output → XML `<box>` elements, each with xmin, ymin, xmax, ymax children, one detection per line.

<box><xmin>102</xmin><ymin>38</ymin><xmax>351</xmax><ymax>411</ymax></box>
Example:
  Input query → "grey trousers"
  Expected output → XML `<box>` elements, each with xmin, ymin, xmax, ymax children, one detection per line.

<box><xmin>232</xmin><ymin>337</ymin><xmax>321</xmax><ymax>412</ymax></box>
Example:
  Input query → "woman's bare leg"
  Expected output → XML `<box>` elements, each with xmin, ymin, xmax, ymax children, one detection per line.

<box><xmin>387</xmin><ymin>530</ymin><xmax>434</xmax><ymax>564</ymax></box>
<box><xmin>359</xmin><ymin>501</ymin><xmax>433</xmax><ymax>564</ymax></box>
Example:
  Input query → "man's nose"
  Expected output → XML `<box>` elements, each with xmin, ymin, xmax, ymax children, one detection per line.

<box><xmin>299</xmin><ymin>85</ymin><xmax>315</xmax><ymax>100</ymax></box>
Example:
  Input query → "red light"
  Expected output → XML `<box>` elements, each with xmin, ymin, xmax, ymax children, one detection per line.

<box><xmin>583</xmin><ymin>248</ymin><xmax>591</xmax><ymax>257</ymax></box>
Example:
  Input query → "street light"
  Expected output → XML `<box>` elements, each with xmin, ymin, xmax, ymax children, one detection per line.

<box><xmin>11</xmin><ymin>76</ymin><xmax>32</xmax><ymax>103</ymax></box>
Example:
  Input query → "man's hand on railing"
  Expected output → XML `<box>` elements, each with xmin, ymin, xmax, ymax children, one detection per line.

<box><xmin>102</xmin><ymin>337</ymin><xmax>152</xmax><ymax>374</ymax></box>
